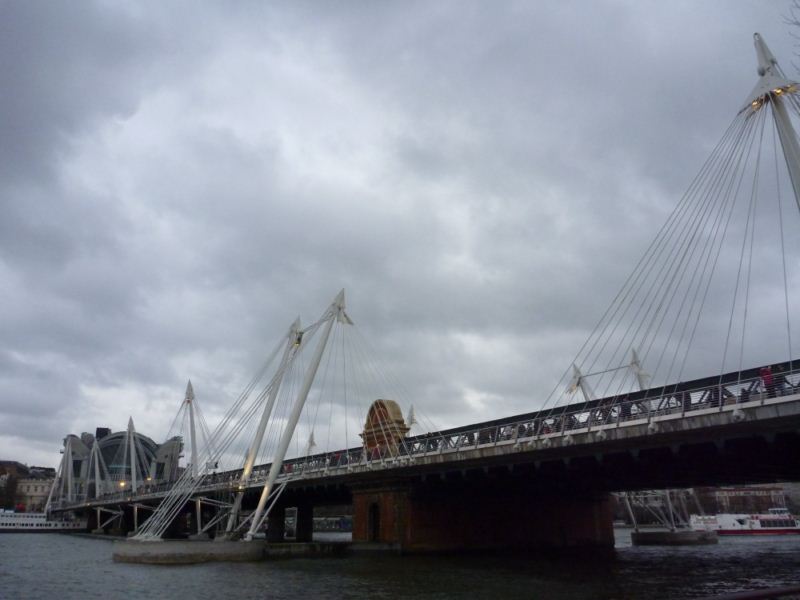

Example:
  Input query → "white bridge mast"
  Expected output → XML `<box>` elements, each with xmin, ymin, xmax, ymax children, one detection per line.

<box><xmin>747</xmin><ymin>33</ymin><xmax>800</xmax><ymax>213</ymax></box>
<box><xmin>244</xmin><ymin>290</ymin><xmax>351</xmax><ymax>541</ymax></box>
<box><xmin>183</xmin><ymin>382</ymin><xmax>199</xmax><ymax>478</ymax></box>
<box><xmin>223</xmin><ymin>318</ymin><xmax>304</xmax><ymax>536</ymax></box>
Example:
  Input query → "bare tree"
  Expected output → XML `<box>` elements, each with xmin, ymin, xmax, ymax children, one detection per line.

<box><xmin>784</xmin><ymin>0</ymin><xmax>800</xmax><ymax>73</ymax></box>
<box><xmin>1</xmin><ymin>474</ymin><xmax>19</xmax><ymax>509</ymax></box>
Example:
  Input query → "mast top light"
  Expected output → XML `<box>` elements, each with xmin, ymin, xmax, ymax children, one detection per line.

<box><xmin>743</xmin><ymin>33</ymin><xmax>798</xmax><ymax>112</ymax></box>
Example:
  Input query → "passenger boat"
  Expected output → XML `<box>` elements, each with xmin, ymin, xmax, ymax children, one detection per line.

<box><xmin>690</xmin><ymin>508</ymin><xmax>800</xmax><ymax>535</ymax></box>
<box><xmin>0</xmin><ymin>509</ymin><xmax>86</xmax><ymax>533</ymax></box>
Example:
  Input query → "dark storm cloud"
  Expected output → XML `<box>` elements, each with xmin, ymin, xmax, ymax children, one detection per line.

<box><xmin>1</xmin><ymin>0</ymin><xmax>797</xmax><ymax>465</ymax></box>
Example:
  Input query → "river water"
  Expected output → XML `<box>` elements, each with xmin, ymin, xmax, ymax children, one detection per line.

<box><xmin>1</xmin><ymin>530</ymin><xmax>799</xmax><ymax>599</ymax></box>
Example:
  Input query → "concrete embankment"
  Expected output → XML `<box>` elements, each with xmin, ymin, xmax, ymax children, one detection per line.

<box><xmin>65</xmin><ymin>532</ymin><xmax>119</xmax><ymax>542</ymax></box>
<box><xmin>631</xmin><ymin>530</ymin><xmax>718</xmax><ymax>545</ymax></box>
<box><xmin>112</xmin><ymin>540</ymin><xmax>377</xmax><ymax>564</ymax></box>
<box><xmin>262</xmin><ymin>542</ymin><xmax>354</xmax><ymax>558</ymax></box>
<box><xmin>113</xmin><ymin>540</ymin><xmax>267</xmax><ymax>564</ymax></box>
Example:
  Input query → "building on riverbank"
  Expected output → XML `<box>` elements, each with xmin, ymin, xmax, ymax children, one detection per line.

<box><xmin>52</xmin><ymin>426</ymin><xmax>183</xmax><ymax>501</ymax></box>
<box><xmin>16</xmin><ymin>467</ymin><xmax>56</xmax><ymax>512</ymax></box>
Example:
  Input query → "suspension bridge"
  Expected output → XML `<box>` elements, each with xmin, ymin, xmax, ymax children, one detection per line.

<box><xmin>47</xmin><ymin>34</ymin><xmax>800</xmax><ymax>554</ymax></box>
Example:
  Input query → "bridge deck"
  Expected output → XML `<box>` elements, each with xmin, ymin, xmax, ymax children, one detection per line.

<box><xmin>52</xmin><ymin>362</ymin><xmax>800</xmax><ymax>512</ymax></box>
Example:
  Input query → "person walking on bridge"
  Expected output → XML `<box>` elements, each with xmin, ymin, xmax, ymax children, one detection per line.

<box><xmin>760</xmin><ymin>366</ymin><xmax>775</xmax><ymax>398</ymax></box>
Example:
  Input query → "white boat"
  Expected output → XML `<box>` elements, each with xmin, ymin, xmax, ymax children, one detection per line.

<box><xmin>0</xmin><ymin>509</ymin><xmax>87</xmax><ymax>533</ymax></box>
<box><xmin>690</xmin><ymin>508</ymin><xmax>800</xmax><ymax>535</ymax></box>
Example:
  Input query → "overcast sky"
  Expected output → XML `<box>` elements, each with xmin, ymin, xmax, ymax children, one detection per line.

<box><xmin>2</xmin><ymin>1</ymin><xmax>799</xmax><ymax>468</ymax></box>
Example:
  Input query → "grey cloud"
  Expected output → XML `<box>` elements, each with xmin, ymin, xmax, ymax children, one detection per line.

<box><xmin>0</xmin><ymin>2</ymin><xmax>161</xmax><ymax>186</ymax></box>
<box><xmin>1</xmin><ymin>1</ymin><xmax>798</xmax><ymax>467</ymax></box>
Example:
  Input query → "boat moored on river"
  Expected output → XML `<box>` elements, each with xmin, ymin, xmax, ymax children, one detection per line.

<box><xmin>691</xmin><ymin>508</ymin><xmax>800</xmax><ymax>535</ymax></box>
<box><xmin>0</xmin><ymin>510</ymin><xmax>87</xmax><ymax>533</ymax></box>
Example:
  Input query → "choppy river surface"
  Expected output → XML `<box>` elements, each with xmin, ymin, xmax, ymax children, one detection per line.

<box><xmin>1</xmin><ymin>530</ymin><xmax>800</xmax><ymax>599</ymax></box>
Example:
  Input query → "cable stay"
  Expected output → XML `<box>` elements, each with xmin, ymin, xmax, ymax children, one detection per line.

<box><xmin>86</xmin><ymin>417</ymin><xmax>151</xmax><ymax>494</ymax></box>
<box><xmin>123</xmin><ymin>284</ymin><xmax>446</xmax><ymax>541</ymax></box>
<box><xmin>161</xmin><ymin>380</ymin><xmax>218</xmax><ymax>479</ymax></box>
<box><xmin>536</xmin><ymin>33</ymin><xmax>800</xmax><ymax>426</ymax></box>
<box><xmin>132</xmin><ymin>290</ymin><xmax>369</xmax><ymax>541</ymax></box>
<box><xmin>51</xmin><ymin>436</ymin><xmax>75</xmax><ymax>505</ymax></box>
<box><xmin>83</xmin><ymin>438</ymin><xmax>112</xmax><ymax>501</ymax></box>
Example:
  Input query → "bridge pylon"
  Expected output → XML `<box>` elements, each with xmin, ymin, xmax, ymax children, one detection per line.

<box><xmin>222</xmin><ymin>318</ymin><xmax>303</xmax><ymax>537</ymax></box>
<box><xmin>747</xmin><ymin>33</ymin><xmax>800</xmax><ymax>213</ymax></box>
<box><xmin>244</xmin><ymin>290</ymin><xmax>351</xmax><ymax>541</ymax></box>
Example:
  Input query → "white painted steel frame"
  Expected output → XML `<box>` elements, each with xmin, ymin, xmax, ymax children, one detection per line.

<box><xmin>244</xmin><ymin>290</ymin><xmax>349</xmax><ymax>541</ymax></box>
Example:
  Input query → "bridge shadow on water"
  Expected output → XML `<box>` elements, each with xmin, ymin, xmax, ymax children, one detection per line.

<box><xmin>260</xmin><ymin>534</ymin><xmax>800</xmax><ymax>600</ymax></box>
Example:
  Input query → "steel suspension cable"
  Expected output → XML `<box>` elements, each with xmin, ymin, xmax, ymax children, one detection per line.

<box><xmin>736</xmin><ymin>108</ymin><xmax>766</xmax><ymax>377</ymax></box>
<box><xmin>772</xmin><ymin>112</ymin><xmax>795</xmax><ymax>375</ymax></box>
<box><xmin>603</xmin><ymin>112</ymin><xmax>750</xmax><ymax>398</ymax></box>
<box><xmin>675</xmin><ymin>110</ymin><xmax>765</xmax><ymax>383</ymax></box>
<box><xmin>552</xmin><ymin>112</ymin><xmax>755</xmax><ymax>418</ymax></box>
<box><xmin>720</xmin><ymin>107</ymin><xmax>768</xmax><ymax>379</ymax></box>
<box><xmin>598</xmin><ymin>106</ymin><xmax>760</xmax><ymax>405</ymax></box>
<box><xmin>627</xmin><ymin>108</ymin><xmax>762</xmax><ymax>401</ymax></box>
<box><xmin>656</xmin><ymin>110</ymin><xmax>763</xmax><ymax>391</ymax></box>
<box><xmin>542</xmin><ymin>113</ymin><xmax>752</xmax><ymax>417</ymax></box>
<box><xmin>529</xmin><ymin>115</ymin><xmax>745</xmax><ymax>419</ymax></box>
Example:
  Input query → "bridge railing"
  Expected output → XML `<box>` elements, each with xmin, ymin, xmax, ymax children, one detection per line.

<box><xmin>272</xmin><ymin>366</ymin><xmax>800</xmax><ymax>480</ymax></box>
<box><xmin>55</xmin><ymin>366</ymin><xmax>800</xmax><ymax>510</ymax></box>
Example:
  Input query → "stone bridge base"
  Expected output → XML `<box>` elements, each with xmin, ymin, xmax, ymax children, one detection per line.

<box><xmin>352</xmin><ymin>482</ymin><xmax>613</xmax><ymax>553</ymax></box>
<box><xmin>112</xmin><ymin>539</ymin><xmax>265</xmax><ymax>564</ymax></box>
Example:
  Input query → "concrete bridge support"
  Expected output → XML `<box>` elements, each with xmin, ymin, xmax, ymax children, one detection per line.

<box><xmin>352</xmin><ymin>481</ymin><xmax>613</xmax><ymax>553</ymax></box>
<box><xmin>267</xmin><ymin>506</ymin><xmax>285</xmax><ymax>542</ymax></box>
<box><xmin>295</xmin><ymin>503</ymin><xmax>314</xmax><ymax>542</ymax></box>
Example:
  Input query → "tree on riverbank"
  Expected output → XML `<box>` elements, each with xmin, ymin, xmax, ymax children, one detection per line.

<box><xmin>0</xmin><ymin>474</ymin><xmax>20</xmax><ymax>510</ymax></box>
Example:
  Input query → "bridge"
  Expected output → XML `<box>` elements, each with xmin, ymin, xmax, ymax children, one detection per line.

<box><xmin>48</xmin><ymin>34</ymin><xmax>800</xmax><ymax>552</ymax></box>
<box><xmin>51</xmin><ymin>362</ymin><xmax>800</xmax><ymax>550</ymax></box>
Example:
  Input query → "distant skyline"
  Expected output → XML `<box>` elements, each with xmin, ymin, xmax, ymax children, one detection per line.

<box><xmin>2</xmin><ymin>1</ymin><xmax>799</xmax><ymax>467</ymax></box>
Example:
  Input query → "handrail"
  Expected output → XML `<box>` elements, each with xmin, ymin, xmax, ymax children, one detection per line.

<box><xmin>56</xmin><ymin>366</ymin><xmax>800</xmax><ymax>511</ymax></box>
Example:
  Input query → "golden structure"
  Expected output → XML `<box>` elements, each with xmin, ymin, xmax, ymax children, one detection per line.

<box><xmin>360</xmin><ymin>399</ymin><xmax>410</xmax><ymax>457</ymax></box>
